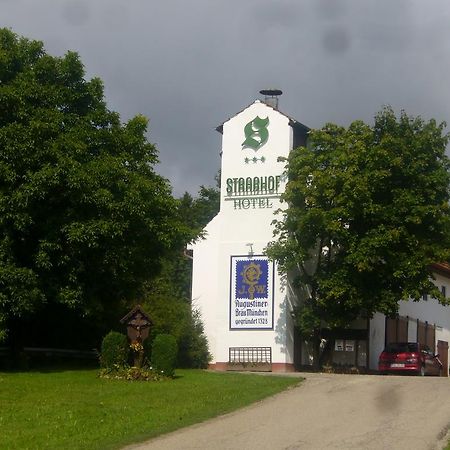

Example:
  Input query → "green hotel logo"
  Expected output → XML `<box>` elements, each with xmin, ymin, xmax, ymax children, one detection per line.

<box><xmin>242</xmin><ymin>116</ymin><xmax>269</xmax><ymax>150</ymax></box>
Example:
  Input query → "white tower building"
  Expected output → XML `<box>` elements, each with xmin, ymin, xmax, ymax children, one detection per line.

<box><xmin>191</xmin><ymin>91</ymin><xmax>309</xmax><ymax>372</ymax></box>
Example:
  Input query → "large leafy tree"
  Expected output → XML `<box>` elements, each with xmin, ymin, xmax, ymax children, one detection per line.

<box><xmin>142</xmin><ymin>181</ymin><xmax>220</xmax><ymax>367</ymax></box>
<box><xmin>0</xmin><ymin>29</ymin><xmax>186</xmax><ymax>342</ymax></box>
<box><xmin>267</xmin><ymin>107</ymin><xmax>450</xmax><ymax>366</ymax></box>
<box><xmin>179</xmin><ymin>184</ymin><xmax>220</xmax><ymax>240</ymax></box>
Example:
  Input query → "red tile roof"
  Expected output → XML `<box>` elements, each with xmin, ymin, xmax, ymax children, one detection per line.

<box><xmin>430</xmin><ymin>263</ymin><xmax>450</xmax><ymax>278</ymax></box>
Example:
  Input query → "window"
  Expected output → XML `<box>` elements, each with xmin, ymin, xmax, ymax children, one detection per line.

<box><xmin>385</xmin><ymin>342</ymin><xmax>418</xmax><ymax>353</ymax></box>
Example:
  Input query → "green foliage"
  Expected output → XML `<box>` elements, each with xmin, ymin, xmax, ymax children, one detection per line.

<box><xmin>177</xmin><ymin>308</ymin><xmax>211</xmax><ymax>368</ymax></box>
<box><xmin>179</xmin><ymin>183</ymin><xmax>220</xmax><ymax>241</ymax></box>
<box><xmin>142</xmin><ymin>334</ymin><xmax>153</xmax><ymax>364</ymax></box>
<box><xmin>0</xmin><ymin>312</ymin><xmax>6</xmax><ymax>343</ymax></box>
<box><xmin>100</xmin><ymin>331</ymin><xmax>128</xmax><ymax>369</ymax></box>
<box><xmin>139</xmin><ymin>181</ymin><xmax>217</xmax><ymax>368</ymax></box>
<box><xmin>268</xmin><ymin>107</ymin><xmax>450</xmax><ymax>336</ymax></box>
<box><xmin>0</xmin><ymin>28</ymin><xmax>187</xmax><ymax>339</ymax></box>
<box><xmin>151</xmin><ymin>334</ymin><xmax>178</xmax><ymax>377</ymax></box>
<box><xmin>142</xmin><ymin>262</ymin><xmax>211</xmax><ymax>368</ymax></box>
<box><xmin>99</xmin><ymin>332</ymin><xmax>172</xmax><ymax>381</ymax></box>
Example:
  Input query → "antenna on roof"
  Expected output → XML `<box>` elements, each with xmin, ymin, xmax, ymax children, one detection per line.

<box><xmin>259</xmin><ymin>88</ymin><xmax>282</xmax><ymax>109</ymax></box>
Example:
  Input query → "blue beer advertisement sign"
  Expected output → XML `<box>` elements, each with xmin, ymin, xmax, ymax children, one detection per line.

<box><xmin>230</xmin><ymin>255</ymin><xmax>274</xmax><ymax>330</ymax></box>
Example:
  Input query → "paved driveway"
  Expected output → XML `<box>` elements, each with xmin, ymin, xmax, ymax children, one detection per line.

<box><xmin>126</xmin><ymin>372</ymin><xmax>450</xmax><ymax>450</ymax></box>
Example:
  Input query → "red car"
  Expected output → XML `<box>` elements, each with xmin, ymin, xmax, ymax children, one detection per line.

<box><xmin>378</xmin><ymin>342</ymin><xmax>442</xmax><ymax>376</ymax></box>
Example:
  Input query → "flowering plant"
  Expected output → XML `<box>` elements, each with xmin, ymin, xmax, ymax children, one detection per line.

<box><xmin>98</xmin><ymin>365</ymin><xmax>167</xmax><ymax>382</ymax></box>
<box><xmin>130</xmin><ymin>341</ymin><xmax>143</xmax><ymax>352</ymax></box>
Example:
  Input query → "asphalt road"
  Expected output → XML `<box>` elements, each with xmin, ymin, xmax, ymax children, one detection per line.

<box><xmin>125</xmin><ymin>372</ymin><xmax>450</xmax><ymax>450</ymax></box>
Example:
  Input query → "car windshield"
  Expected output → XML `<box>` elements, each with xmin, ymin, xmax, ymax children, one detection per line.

<box><xmin>385</xmin><ymin>343</ymin><xmax>418</xmax><ymax>353</ymax></box>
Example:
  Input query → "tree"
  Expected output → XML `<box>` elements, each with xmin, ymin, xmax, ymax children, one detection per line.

<box><xmin>267</xmin><ymin>107</ymin><xmax>450</xmax><ymax>367</ymax></box>
<box><xmin>141</xmin><ymin>181</ymin><xmax>219</xmax><ymax>368</ymax></box>
<box><xmin>178</xmin><ymin>172</ymin><xmax>220</xmax><ymax>240</ymax></box>
<box><xmin>0</xmin><ymin>28</ymin><xmax>187</xmax><ymax>344</ymax></box>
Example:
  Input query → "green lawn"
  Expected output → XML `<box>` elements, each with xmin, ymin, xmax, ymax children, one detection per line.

<box><xmin>0</xmin><ymin>369</ymin><xmax>301</xmax><ymax>449</ymax></box>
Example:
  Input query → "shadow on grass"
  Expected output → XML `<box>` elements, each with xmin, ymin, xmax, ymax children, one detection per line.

<box><xmin>0</xmin><ymin>358</ymin><xmax>99</xmax><ymax>374</ymax></box>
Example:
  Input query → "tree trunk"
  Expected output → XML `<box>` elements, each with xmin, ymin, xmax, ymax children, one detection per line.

<box><xmin>312</xmin><ymin>327</ymin><xmax>321</xmax><ymax>371</ymax></box>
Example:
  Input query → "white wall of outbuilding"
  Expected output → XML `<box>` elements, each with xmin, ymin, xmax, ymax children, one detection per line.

<box><xmin>369</xmin><ymin>272</ymin><xmax>450</xmax><ymax>370</ymax></box>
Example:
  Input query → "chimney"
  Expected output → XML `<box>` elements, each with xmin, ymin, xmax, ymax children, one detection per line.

<box><xmin>260</xmin><ymin>88</ymin><xmax>282</xmax><ymax>109</ymax></box>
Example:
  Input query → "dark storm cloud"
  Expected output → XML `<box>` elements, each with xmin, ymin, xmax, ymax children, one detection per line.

<box><xmin>2</xmin><ymin>0</ymin><xmax>450</xmax><ymax>195</ymax></box>
<box><xmin>315</xmin><ymin>0</ymin><xmax>346</xmax><ymax>21</ymax></box>
<box><xmin>62</xmin><ymin>1</ymin><xmax>90</xmax><ymax>27</ymax></box>
<box><xmin>251</xmin><ymin>0</ymin><xmax>305</xmax><ymax>29</ymax></box>
<box><xmin>322</xmin><ymin>27</ymin><xmax>351</xmax><ymax>54</ymax></box>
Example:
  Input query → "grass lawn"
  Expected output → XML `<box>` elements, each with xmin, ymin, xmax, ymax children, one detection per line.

<box><xmin>0</xmin><ymin>368</ymin><xmax>301</xmax><ymax>449</ymax></box>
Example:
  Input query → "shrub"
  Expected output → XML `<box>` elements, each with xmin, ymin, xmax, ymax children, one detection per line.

<box><xmin>151</xmin><ymin>334</ymin><xmax>177</xmax><ymax>377</ymax></box>
<box><xmin>184</xmin><ymin>332</ymin><xmax>211</xmax><ymax>369</ymax></box>
<box><xmin>142</xmin><ymin>336</ymin><xmax>152</xmax><ymax>366</ymax></box>
<box><xmin>177</xmin><ymin>308</ymin><xmax>211</xmax><ymax>368</ymax></box>
<box><xmin>100</xmin><ymin>331</ymin><xmax>129</xmax><ymax>369</ymax></box>
<box><xmin>143</xmin><ymin>293</ymin><xmax>211</xmax><ymax>369</ymax></box>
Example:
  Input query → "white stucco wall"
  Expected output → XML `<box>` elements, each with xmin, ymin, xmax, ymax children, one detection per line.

<box><xmin>407</xmin><ymin>317</ymin><xmax>417</xmax><ymax>342</ymax></box>
<box><xmin>369</xmin><ymin>312</ymin><xmax>386</xmax><ymax>370</ymax></box>
<box><xmin>369</xmin><ymin>272</ymin><xmax>450</xmax><ymax>370</ymax></box>
<box><xmin>191</xmin><ymin>100</ymin><xmax>297</xmax><ymax>367</ymax></box>
<box><xmin>398</xmin><ymin>272</ymin><xmax>450</xmax><ymax>353</ymax></box>
<box><xmin>190</xmin><ymin>215</ymin><xmax>220</xmax><ymax>360</ymax></box>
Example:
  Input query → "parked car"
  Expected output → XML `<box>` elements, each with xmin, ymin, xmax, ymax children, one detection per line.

<box><xmin>378</xmin><ymin>342</ymin><xmax>442</xmax><ymax>376</ymax></box>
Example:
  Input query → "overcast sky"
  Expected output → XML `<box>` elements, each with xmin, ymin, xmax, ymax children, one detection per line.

<box><xmin>3</xmin><ymin>0</ymin><xmax>450</xmax><ymax>195</ymax></box>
